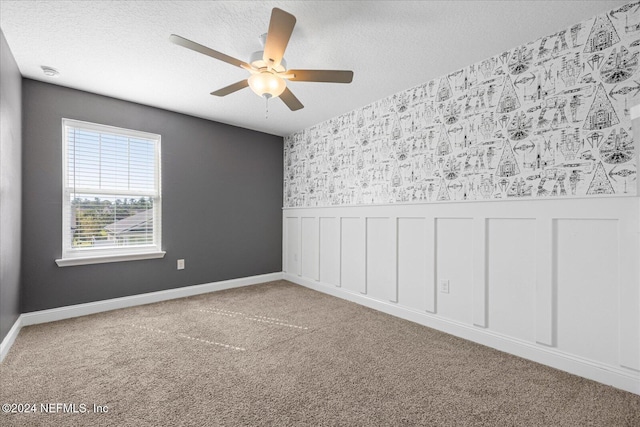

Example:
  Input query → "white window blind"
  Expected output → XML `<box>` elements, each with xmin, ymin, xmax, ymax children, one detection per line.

<box><xmin>59</xmin><ymin>119</ymin><xmax>162</xmax><ymax>265</ymax></box>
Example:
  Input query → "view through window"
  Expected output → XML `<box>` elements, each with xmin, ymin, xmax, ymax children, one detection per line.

<box><xmin>61</xmin><ymin>119</ymin><xmax>161</xmax><ymax>261</ymax></box>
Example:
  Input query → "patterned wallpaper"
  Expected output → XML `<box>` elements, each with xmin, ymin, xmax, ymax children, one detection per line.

<box><xmin>284</xmin><ymin>3</ymin><xmax>640</xmax><ymax>208</ymax></box>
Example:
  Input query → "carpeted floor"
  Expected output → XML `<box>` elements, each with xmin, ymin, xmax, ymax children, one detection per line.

<box><xmin>1</xmin><ymin>280</ymin><xmax>638</xmax><ymax>426</ymax></box>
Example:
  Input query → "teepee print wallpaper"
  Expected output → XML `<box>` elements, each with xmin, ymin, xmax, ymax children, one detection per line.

<box><xmin>284</xmin><ymin>2</ymin><xmax>640</xmax><ymax>208</ymax></box>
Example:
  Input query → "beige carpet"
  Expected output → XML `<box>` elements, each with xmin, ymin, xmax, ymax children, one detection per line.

<box><xmin>1</xmin><ymin>280</ymin><xmax>638</xmax><ymax>426</ymax></box>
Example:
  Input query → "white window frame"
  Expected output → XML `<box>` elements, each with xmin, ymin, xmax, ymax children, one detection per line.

<box><xmin>55</xmin><ymin>119</ymin><xmax>165</xmax><ymax>267</ymax></box>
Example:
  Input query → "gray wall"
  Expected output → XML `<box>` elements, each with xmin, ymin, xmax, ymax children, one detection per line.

<box><xmin>0</xmin><ymin>29</ymin><xmax>22</xmax><ymax>341</ymax></box>
<box><xmin>22</xmin><ymin>79</ymin><xmax>283</xmax><ymax>312</ymax></box>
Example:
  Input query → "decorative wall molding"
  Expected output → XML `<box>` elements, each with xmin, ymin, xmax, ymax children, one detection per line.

<box><xmin>283</xmin><ymin>196</ymin><xmax>640</xmax><ymax>394</ymax></box>
<box><xmin>284</xmin><ymin>4</ymin><xmax>639</xmax><ymax>208</ymax></box>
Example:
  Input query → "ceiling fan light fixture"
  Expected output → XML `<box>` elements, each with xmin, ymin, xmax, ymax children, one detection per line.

<box><xmin>248</xmin><ymin>72</ymin><xmax>286</xmax><ymax>98</ymax></box>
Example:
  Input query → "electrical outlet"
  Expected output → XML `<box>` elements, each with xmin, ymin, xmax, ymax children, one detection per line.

<box><xmin>440</xmin><ymin>280</ymin><xmax>449</xmax><ymax>294</ymax></box>
<box><xmin>177</xmin><ymin>259</ymin><xmax>185</xmax><ymax>270</ymax></box>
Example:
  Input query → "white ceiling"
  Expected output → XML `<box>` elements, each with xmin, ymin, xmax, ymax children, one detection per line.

<box><xmin>0</xmin><ymin>0</ymin><xmax>629</xmax><ymax>137</ymax></box>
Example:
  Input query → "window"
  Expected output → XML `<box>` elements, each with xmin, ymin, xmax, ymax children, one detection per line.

<box><xmin>56</xmin><ymin>119</ymin><xmax>164</xmax><ymax>267</ymax></box>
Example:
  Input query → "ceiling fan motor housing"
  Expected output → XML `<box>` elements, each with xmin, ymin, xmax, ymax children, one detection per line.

<box><xmin>249</xmin><ymin>50</ymin><xmax>287</xmax><ymax>72</ymax></box>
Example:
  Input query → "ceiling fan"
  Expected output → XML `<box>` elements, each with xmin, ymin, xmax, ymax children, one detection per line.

<box><xmin>169</xmin><ymin>7</ymin><xmax>354</xmax><ymax>111</ymax></box>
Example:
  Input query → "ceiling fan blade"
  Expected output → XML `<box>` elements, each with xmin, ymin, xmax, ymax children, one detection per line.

<box><xmin>286</xmin><ymin>70</ymin><xmax>354</xmax><ymax>83</ymax></box>
<box><xmin>263</xmin><ymin>8</ymin><xmax>296</xmax><ymax>68</ymax></box>
<box><xmin>170</xmin><ymin>34</ymin><xmax>251</xmax><ymax>69</ymax></box>
<box><xmin>210</xmin><ymin>80</ymin><xmax>249</xmax><ymax>97</ymax></box>
<box><xmin>279</xmin><ymin>87</ymin><xmax>304</xmax><ymax>111</ymax></box>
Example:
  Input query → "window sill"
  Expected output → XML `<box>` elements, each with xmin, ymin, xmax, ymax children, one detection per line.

<box><xmin>55</xmin><ymin>251</ymin><xmax>166</xmax><ymax>267</ymax></box>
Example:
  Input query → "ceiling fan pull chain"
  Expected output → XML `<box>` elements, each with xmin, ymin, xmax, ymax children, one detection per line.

<box><xmin>265</xmin><ymin>96</ymin><xmax>269</xmax><ymax>119</ymax></box>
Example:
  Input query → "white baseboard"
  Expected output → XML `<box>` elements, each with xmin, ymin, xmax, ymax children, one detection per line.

<box><xmin>21</xmin><ymin>272</ymin><xmax>284</xmax><ymax>327</ymax></box>
<box><xmin>0</xmin><ymin>315</ymin><xmax>23</xmax><ymax>362</ymax></box>
<box><xmin>284</xmin><ymin>273</ymin><xmax>640</xmax><ymax>396</ymax></box>
<box><xmin>0</xmin><ymin>272</ymin><xmax>283</xmax><ymax>361</ymax></box>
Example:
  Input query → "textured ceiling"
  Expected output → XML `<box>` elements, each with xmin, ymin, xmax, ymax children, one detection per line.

<box><xmin>0</xmin><ymin>0</ymin><xmax>629</xmax><ymax>137</ymax></box>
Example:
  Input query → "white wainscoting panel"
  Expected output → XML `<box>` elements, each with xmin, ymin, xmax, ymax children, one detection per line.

<box><xmin>619</xmin><ymin>200</ymin><xmax>640</xmax><ymax>371</ymax></box>
<box><xmin>436</xmin><ymin>218</ymin><xmax>474</xmax><ymax>325</ymax></box>
<box><xmin>472</xmin><ymin>217</ymin><xmax>487</xmax><ymax>328</ymax></box>
<box><xmin>301</xmin><ymin>217</ymin><xmax>319</xmax><ymax>281</ymax></box>
<box><xmin>366</xmin><ymin>217</ymin><xmax>395</xmax><ymax>302</ymax></box>
<box><xmin>285</xmin><ymin>217</ymin><xmax>299</xmax><ymax>276</ymax></box>
<box><xmin>319</xmin><ymin>217</ymin><xmax>340</xmax><ymax>286</ymax></box>
<box><xmin>341</xmin><ymin>217</ymin><xmax>366</xmax><ymax>294</ymax></box>
<box><xmin>535</xmin><ymin>217</ymin><xmax>555</xmax><ymax>346</ymax></box>
<box><xmin>487</xmin><ymin>219</ymin><xmax>536</xmax><ymax>342</ymax></box>
<box><xmin>397</xmin><ymin>218</ymin><xmax>430</xmax><ymax>312</ymax></box>
<box><xmin>556</xmin><ymin>219</ymin><xmax>619</xmax><ymax>368</ymax></box>
<box><xmin>283</xmin><ymin>197</ymin><xmax>640</xmax><ymax>394</ymax></box>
